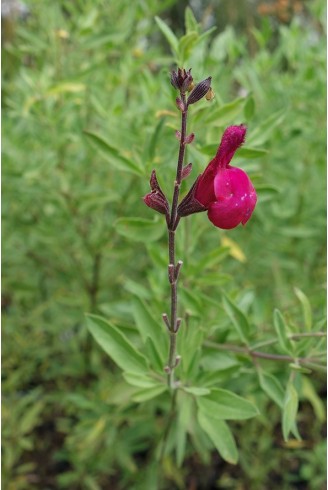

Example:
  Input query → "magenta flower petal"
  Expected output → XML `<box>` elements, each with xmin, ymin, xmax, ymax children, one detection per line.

<box><xmin>194</xmin><ymin>157</ymin><xmax>216</xmax><ymax>207</ymax></box>
<box><xmin>215</xmin><ymin>125</ymin><xmax>247</xmax><ymax>169</ymax></box>
<box><xmin>208</xmin><ymin>167</ymin><xmax>257</xmax><ymax>229</ymax></box>
<box><xmin>192</xmin><ymin>125</ymin><xmax>257</xmax><ymax>229</ymax></box>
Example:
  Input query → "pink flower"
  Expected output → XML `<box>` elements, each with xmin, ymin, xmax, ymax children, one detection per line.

<box><xmin>194</xmin><ymin>125</ymin><xmax>257</xmax><ymax>229</ymax></box>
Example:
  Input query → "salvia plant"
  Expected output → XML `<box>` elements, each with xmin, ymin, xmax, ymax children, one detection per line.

<box><xmin>143</xmin><ymin>68</ymin><xmax>257</xmax><ymax>390</ymax></box>
<box><xmin>86</xmin><ymin>66</ymin><xmax>326</xmax><ymax>475</ymax></box>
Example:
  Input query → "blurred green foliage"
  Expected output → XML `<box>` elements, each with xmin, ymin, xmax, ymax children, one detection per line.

<box><xmin>2</xmin><ymin>0</ymin><xmax>326</xmax><ymax>489</ymax></box>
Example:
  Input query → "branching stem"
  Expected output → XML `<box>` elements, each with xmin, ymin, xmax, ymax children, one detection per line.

<box><xmin>203</xmin><ymin>339</ymin><xmax>327</xmax><ymax>372</ymax></box>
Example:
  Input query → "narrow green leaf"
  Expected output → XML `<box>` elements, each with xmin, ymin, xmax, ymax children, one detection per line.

<box><xmin>294</xmin><ymin>288</ymin><xmax>312</xmax><ymax>332</ymax></box>
<box><xmin>237</xmin><ymin>147</ymin><xmax>268</xmax><ymax>159</ymax></box>
<box><xmin>301</xmin><ymin>377</ymin><xmax>325</xmax><ymax>422</ymax></box>
<box><xmin>197</xmin><ymin>411</ymin><xmax>238</xmax><ymax>464</ymax></box>
<box><xmin>204</xmin><ymin>97</ymin><xmax>245</xmax><ymax>126</ymax></box>
<box><xmin>122</xmin><ymin>372</ymin><xmax>159</xmax><ymax>389</ymax></box>
<box><xmin>185</xmin><ymin>7</ymin><xmax>199</xmax><ymax>33</ymax></box>
<box><xmin>197</xmin><ymin>388</ymin><xmax>259</xmax><ymax>420</ymax></box>
<box><xmin>176</xmin><ymin>393</ymin><xmax>193</xmax><ymax>467</ymax></box>
<box><xmin>179</xmin><ymin>319</ymin><xmax>204</xmax><ymax>375</ymax></box>
<box><xmin>145</xmin><ymin>337</ymin><xmax>165</xmax><ymax>372</ymax></box>
<box><xmin>247</xmin><ymin>108</ymin><xmax>286</xmax><ymax>146</ymax></box>
<box><xmin>183</xmin><ymin>387</ymin><xmax>210</xmax><ymax>396</ymax></box>
<box><xmin>115</xmin><ymin>217</ymin><xmax>165</xmax><ymax>242</ymax></box>
<box><xmin>178</xmin><ymin>31</ymin><xmax>199</xmax><ymax>64</ymax></box>
<box><xmin>244</xmin><ymin>96</ymin><xmax>255</xmax><ymax>120</ymax></box>
<box><xmin>222</xmin><ymin>294</ymin><xmax>251</xmax><ymax>344</ymax></box>
<box><xmin>83</xmin><ymin>130</ymin><xmax>143</xmax><ymax>175</ymax></box>
<box><xmin>282</xmin><ymin>380</ymin><xmax>299</xmax><ymax>441</ymax></box>
<box><xmin>273</xmin><ymin>309</ymin><xmax>294</xmax><ymax>355</ymax></box>
<box><xmin>132</xmin><ymin>297</ymin><xmax>163</xmax><ymax>343</ymax></box>
<box><xmin>255</xmin><ymin>184</ymin><xmax>280</xmax><ymax>195</ymax></box>
<box><xmin>147</xmin><ymin>117</ymin><xmax>165</xmax><ymax>162</ymax></box>
<box><xmin>86</xmin><ymin>314</ymin><xmax>148</xmax><ymax>373</ymax></box>
<box><xmin>155</xmin><ymin>16</ymin><xmax>179</xmax><ymax>54</ymax></box>
<box><xmin>258</xmin><ymin>371</ymin><xmax>285</xmax><ymax>408</ymax></box>
<box><xmin>132</xmin><ymin>385</ymin><xmax>167</xmax><ymax>402</ymax></box>
<box><xmin>189</xmin><ymin>246</ymin><xmax>230</xmax><ymax>274</ymax></box>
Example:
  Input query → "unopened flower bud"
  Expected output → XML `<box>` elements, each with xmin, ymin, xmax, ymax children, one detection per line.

<box><xmin>174</xmin><ymin>355</ymin><xmax>182</xmax><ymax>367</ymax></box>
<box><xmin>187</xmin><ymin>77</ymin><xmax>212</xmax><ymax>105</ymax></box>
<box><xmin>175</xmin><ymin>260</ymin><xmax>183</xmax><ymax>279</ymax></box>
<box><xmin>171</xmin><ymin>68</ymin><xmax>193</xmax><ymax>94</ymax></box>
<box><xmin>175</xmin><ymin>130</ymin><xmax>181</xmax><ymax>141</ymax></box>
<box><xmin>175</xmin><ymin>318</ymin><xmax>182</xmax><ymax>332</ymax></box>
<box><xmin>181</xmin><ymin>163</ymin><xmax>193</xmax><ymax>180</ymax></box>
<box><xmin>162</xmin><ymin>313</ymin><xmax>170</xmax><ymax>330</ymax></box>
<box><xmin>143</xmin><ymin>170</ymin><xmax>170</xmax><ymax>222</ymax></box>
<box><xmin>184</xmin><ymin>133</ymin><xmax>195</xmax><ymax>145</ymax></box>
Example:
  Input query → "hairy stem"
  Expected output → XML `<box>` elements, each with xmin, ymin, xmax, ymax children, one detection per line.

<box><xmin>166</xmin><ymin>94</ymin><xmax>188</xmax><ymax>388</ymax></box>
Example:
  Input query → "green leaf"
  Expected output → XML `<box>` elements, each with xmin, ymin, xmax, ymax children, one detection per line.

<box><xmin>155</xmin><ymin>16</ymin><xmax>179</xmax><ymax>55</ymax></box>
<box><xmin>301</xmin><ymin>377</ymin><xmax>325</xmax><ymax>422</ymax></box>
<box><xmin>185</xmin><ymin>7</ymin><xmax>199</xmax><ymax>33</ymax></box>
<box><xmin>197</xmin><ymin>388</ymin><xmax>259</xmax><ymax>420</ymax></box>
<box><xmin>282</xmin><ymin>380</ymin><xmax>299</xmax><ymax>441</ymax></box>
<box><xmin>83</xmin><ymin>130</ymin><xmax>143</xmax><ymax>175</ymax></box>
<box><xmin>132</xmin><ymin>297</ymin><xmax>162</xmax><ymax>343</ymax></box>
<box><xmin>189</xmin><ymin>246</ymin><xmax>230</xmax><ymax>274</ymax></box>
<box><xmin>247</xmin><ymin>108</ymin><xmax>286</xmax><ymax>146</ymax></box>
<box><xmin>86</xmin><ymin>314</ymin><xmax>148</xmax><ymax>373</ymax></box>
<box><xmin>294</xmin><ymin>288</ymin><xmax>312</xmax><ymax>332</ymax></box>
<box><xmin>46</xmin><ymin>82</ymin><xmax>86</xmax><ymax>96</ymax></box>
<box><xmin>197</xmin><ymin>411</ymin><xmax>238</xmax><ymax>464</ymax></box>
<box><xmin>244</xmin><ymin>96</ymin><xmax>255</xmax><ymax>120</ymax></box>
<box><xmin>273</xmin><ymin>309</ymin><xmax>294</xmax><ymax>355</ymax></box>
<box><xmin>132</xmin><ymin>385</ymin><xmax>167</xmax><ymax>402</ymax></box>
<box><xmin>115</xmin><ymin>217</ymin><xmax>165</xmax><ymax>242</ymax></box>
<box><xmin>289</xmin><ymin>363</ymin><xmax>312</xmax><ymax>374</ymax></box>
<box><xmin>145</xmin><ymin>337</ymin><xmax>165</xmax><ymax>372</ymax></box>
<box><xmin>258</xmin><ymin>371</ymin><xmax>285</xmax><ymax>408</ymax></box>
<box><xmin>204</xmin><ymin>97</ymin><xmax>246</xmax><ymax>126</ymax></box>
<box><xmin>178</xmin><ymin>31</ymin><xmax>199</xmax><ymax>64</ymax></box>
<box><xmin>183</xmin><ymin>387</ymin><xmax>210</xmax><ymax>396</ymax></box>
<box><xmin>122</xmin><ymin>372</ymin><xmax>159</xmax><ymax>389</ymax></box>
<box><xmin>147</xmin><ymin>117</ymin><xmax>165</xmax><ymax>163</ymax></box>
<box><xmin>222</xmin><ymin>294</ymin><xmax>251</xmax><ymax>344</ymax></box>
<box><xmin>237</xmin><ymin>147</ymin><xmax>268</xmax><ymax>159</ymax></box>
<box><xmin>176</xmin><ymin>392</ymin><xmax>193</xmax><ymax>467</ymax></box>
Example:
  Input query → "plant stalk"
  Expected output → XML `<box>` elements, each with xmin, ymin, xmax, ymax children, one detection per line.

<box><xmin>166</xmin><ymin>94</ymin><xmax>188</xmax><ymax>388</ymax></box>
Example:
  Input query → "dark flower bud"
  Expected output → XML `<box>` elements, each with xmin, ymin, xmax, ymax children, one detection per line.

<box><xmin>177</xmin><ymin>175</ymin><xmax>207</xmax><ymax>217</ymax></box>
<box><xmin>175</xmin><ymin>130</ymin><xmax>181</xmax><ymax>141</ymax></box>
<box><xmin>171</xmin><ymin>68</ymin><xmax>193</xmax><ymax>94</ymax></box>
<box><xmin>184</xmin><ymin>133</ymin><xmax>195</xmax><ymax>145</ymax></box>
<box><xmin>143</xmin><ymin>170</ymin><xmax>170</xmax><ymax>223</ymax></box>
<box><xmin>187</xmin><ymin>77</ymin><xmax>212</xmax><ymax>106</ymax></box>
<box><xmin>181</xmin><ymin>162</ymin><xmax>193</xmax><ymax>180</ymax></box>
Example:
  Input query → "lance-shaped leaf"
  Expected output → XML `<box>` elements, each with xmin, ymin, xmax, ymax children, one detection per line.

<box><xmin>86</xmin><ymin>314</ymin><xmax>148</xmax><ymax>373</ymax></box>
